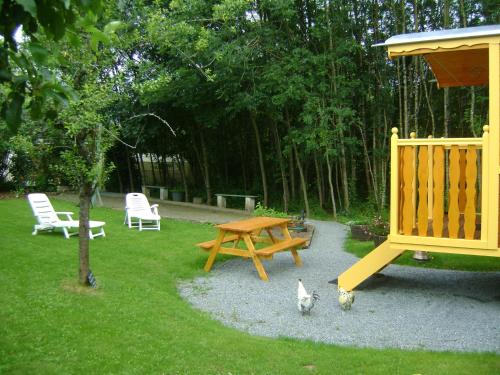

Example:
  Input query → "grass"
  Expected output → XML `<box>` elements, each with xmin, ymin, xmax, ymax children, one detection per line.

<box><xmin>0</xmin><ymin>198</ymin><xmax>499</xmax><ymax>374</ymax></box>
<box><xmin>344</xmin><ymin>237</ymin><xmax>500</xmax><ymax>272</ymax></box>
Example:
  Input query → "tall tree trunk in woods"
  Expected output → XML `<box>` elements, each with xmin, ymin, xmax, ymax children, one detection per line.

<box><xmin>326</xmin><ymin>15</ymin><xmax>350</xmax><ymax>212</ymax></box>
<box><xmin>78</xmin><ymin>183</ymin><xmax>92</xmax><ymax>285</ymax></box>
<box><xmin>380</xmin><ymin>110</ymin><xmax>390</xmax><ymax>208</ymax></box>
<box><xmin>402</xmin><ymin>55</ymin><xmax>409</xmax><ymax>137</ymax></box>
<box><xmin>250</xmin><ymin>112</ymin><xmax>268</xmax><ymax>206</ymax></box>
<box><xmin>289</xmin><ymin>149</ymin><xmax>296</xmax><ymax>201</ymax></box>
<box><xmin>339</xmin><ymin>131</ymin><xmax>350</xmax><ymax>212</ymax></box>
<box><xmin>285</xmin><ymin>112</ymin><xmax>310</xmax><ymax>216</ymax></box>
<box><xmin>313</xmin><ymin>151</ymin><xmax>324</xmax><ymax>208</ymax></box>
<box><xmin>423</xmin><ymin>70</ymin><xmax>436</xmax><ymax>135</ymax></box>
<box><xmin>335</xmin><ymin>161</ymin><xmax>343</xmax><ymax>210</ymax></box>
<box><xmin>272</xmin><ymin>120</ymin><xmax>290</xmax><ymax>212</ymax></box>
<box><xmin>294</xmin><ymin>144</ymin><xmax>310</xmax><ymax>218</ymax></box>
<box><xmin>126</xmin><ymin>149</ymin><xmax>134</xmax><ymax>192</ymax></box>
<box><xmin>149</xmin><ymin>153</ymin><xmax>157</xmax><ymax>184</ymax></box>
<box><xmin>176</xmin><ymin>155</ymin><xmax>190</xmax><ymax>202</ymax></box>
<box><xmin>154</xmin><ymin>154</ymin><xmax>163</xmax><ymax>185</ymax></box>
<box><xmin>200</xmin><ymin>131</ymin><xmax>212</xmax><ymax>205</ymax></box>
<box><xmin>326</xmin><ymin>152</ymin><xmax>337</xmax><ymax>219</ymax></box>
<box><xmin>359</xmin><ymin>123</ymin><xmax>380</xmax><ymax>210</ymax></box>
<box><xmin>138</xmin><ymin>153</ymin><xmax>146</xmax><ymax>186</ymax></box>
<box><xmin>397</xmin><ymin>58</ymin><xmax>403</xmax><ymax>131</ymax></box>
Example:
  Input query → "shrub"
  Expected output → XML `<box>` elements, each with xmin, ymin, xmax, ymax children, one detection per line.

<box><xmin>253</xmin><ymin>203</ymin><xmax>288</xmax><ymax>218</ymax></box>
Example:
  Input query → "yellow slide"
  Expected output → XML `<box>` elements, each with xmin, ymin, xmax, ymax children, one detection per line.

<box><xmin>338</xmin><ymin>241</ymin><xmax>405</xmax><ymax>292</ymax></box>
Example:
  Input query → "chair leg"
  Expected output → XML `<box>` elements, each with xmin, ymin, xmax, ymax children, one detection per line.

<box><xmin>62</xmin><ymin>227</ymin><xmax>70</xmax><ymax>239</ymax></box>
<box><xmin>139</xmin><ymin>219</ymin><xmax>142</xmax><ymax>231</ymax></box>
<box><xmin>32</xmin><ymin>226</ymin><xmax>38</xmax><ymax>236</ymax></box>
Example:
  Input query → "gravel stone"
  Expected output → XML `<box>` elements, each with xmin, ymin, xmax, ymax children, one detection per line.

<box><xmin>179</xmin><ymin>220</ymin><xmax>500</xmax><ymax>353</ymax></box>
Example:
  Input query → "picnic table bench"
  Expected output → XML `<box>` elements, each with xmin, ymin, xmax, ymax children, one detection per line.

<box><xmin>196</xmin><ymin>217</ymin><xmax>307</xmax><ymax>281</ymax></box>
<box><xmin>215</xmin><ymin>193</ymin><xmax>258</xmax><ymax>211</ymax></box>
<box><xmin>142</xmin><ymin>185</ymin><xmax>168</xmax><ymax>200</ymax></box>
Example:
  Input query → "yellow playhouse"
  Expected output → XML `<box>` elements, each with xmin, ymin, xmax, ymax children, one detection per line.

<box><xmin>338</xmin><ymin>25</ymin><xmax>500</xmax><ymax>308</ymax></box>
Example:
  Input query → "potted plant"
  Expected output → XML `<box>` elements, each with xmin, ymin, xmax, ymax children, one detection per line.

<box><xmin>170</xmin><ymin>189</ymin><xmax>185</xmax><ymax>202</ymax></box>
<box><xmin>369</xmin><ymin>216</ymin><xmax>390</xmax><ymax>247</ymax></box>
<box><xmin>348</xmin><ymin>220</ymin><xmax>372</xmax><ymax>241</ymax></box>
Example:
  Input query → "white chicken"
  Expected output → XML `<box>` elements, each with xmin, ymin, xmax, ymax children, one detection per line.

<box><xmin>297</xmin><ymin>279</ymin><xmax>319</xmax><ymax>315</ymax></box>
<box><xmin>338</xmin><ymin>288</ymin><xmax>355</xmax><ymax>310</ymax></box>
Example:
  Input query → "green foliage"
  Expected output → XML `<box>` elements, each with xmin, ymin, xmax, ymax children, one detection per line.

<box><xmin>0</xmin><ymin>0</ymin><xmax>123</xmax><ymax>129</ymax></box>
<box><xmin>0</xmin><ymin>198</ymin><xmax>499</xmax><ymax>373</ymax></box>
<box><xmin>253</xmin><ymin>202</ymin><xmax>288</xmax><ymax>218</ymax></box>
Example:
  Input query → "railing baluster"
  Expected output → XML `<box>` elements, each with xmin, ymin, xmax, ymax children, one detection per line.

<box><xmin>448</xmin><ymin>146</ymin><xmax>460</xmax><ymax>238</ymax></box>
<box><xmin>459</xmin><ymin>149</ymin><xmax>467</xmax><ymax>213</ymax></box>
<box><xmin>465</xmin><ymin>145</ymin><xmax>478</xmax><ymax>239</ymax></box>
<box><xmin>402</xmin><ymin>146</ymin><xmax>415</xmax><ymax>235</ymax></box>
<box><xmin>399</xmin><ymin>146</ymin><xmax>405</xmax><ymax>233</ymax></box>
<box><xmin>418</xmin><ymin>145</ymin><xmax>428</xmax><ymax>236</ymax></box>
<box><xmin>433</xmin><ymin>146</ymin><xmax>445</xmax><ymax>237</ymax></box>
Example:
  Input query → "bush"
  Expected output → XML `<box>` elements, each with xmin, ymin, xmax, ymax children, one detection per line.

<box><xmin>253</xmin><ymin>203</ymin><xmax>288</xmax><ymax>218</ymax></box>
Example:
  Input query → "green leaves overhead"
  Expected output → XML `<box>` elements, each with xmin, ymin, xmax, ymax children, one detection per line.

<box><xmin>15</xmin><ymin>0</ymin><xmax>37</xmax><ymax>17</ymax></box>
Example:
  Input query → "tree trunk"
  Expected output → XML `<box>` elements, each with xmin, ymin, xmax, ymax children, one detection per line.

<box><xmin>339</xmin><ymin>132</ymin><xmax>349</xmax><ymax>212</ymax></box>
<box><xmin>294</xmin><ymin>144</ymin><xmax>310</xmax><ymax>218</ymax></box>
<box><xmin>250</xmin><ymin>112</ymin><xmax>268</xmax><ymax>206</ymax></box>
<box><xmin>78</xmin><ymin>183</ymin><xmax>92</xmax><ymax>285</ymax></box>
<box><xmin>149</xmin><ymin>153</ymin><xmax>157</xmax><ymax>184</ymax></box>
<box><xmin>200</xmin><ymin>131</ymin><xmax>212</xmax><ymax>205</ymax></box>
<box><xmin>313</xmin><ymin>151</ymin><xmax>324</xmax><ymax>208</ymax></box>
<box><xmin>272</xmin><ymin>120</ymin><xmax>290</xmax><ymax>212</ymax></box>
<box><xmin>289</xmin><ymin>148</ymin><xmax>296</xmax><ymax>201</ymax></box>
<box><xmin>125</xmin><ymin>148</ymin><xmax>134</xmax><ymax>192</ymax></box>
<box><xmin>285</xmin><ymin>113</ymin><xmax>310</xmax><ymax>217</ymax></box>
<box><xmin>326</xmin><ymin>152</ymin><xmax>337</xmax><ymax>219</ymax></box>
<box><xmin>176</xmin><ymin>155</ymin><xmax>190</xmax><ymax>202</ymax></box>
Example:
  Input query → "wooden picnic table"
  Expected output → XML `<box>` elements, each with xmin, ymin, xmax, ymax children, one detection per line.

<box><xmin>196</xmin><ymin>217</ymin><xmax>307</xmax><ymax>281</ymax></box>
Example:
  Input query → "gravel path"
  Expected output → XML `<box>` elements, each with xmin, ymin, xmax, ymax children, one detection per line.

<box><xmin>179</xmin><ymin>220</ymin><xmax>500</xmax><ymax>353</ymax></box>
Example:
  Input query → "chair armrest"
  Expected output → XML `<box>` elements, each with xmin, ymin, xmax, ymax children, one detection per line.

<box><xmin>151</xmin><ymin>204</ymin><xmax>159</xmax><ymax>215</ymax></box>
<box><xmin>56</xmin><ymin>211</ymin><xmax>75</xmax><ymax>221</ymax></box>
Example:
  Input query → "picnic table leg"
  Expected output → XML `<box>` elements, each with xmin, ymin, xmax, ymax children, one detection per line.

<box><xmin>281</xmin><ymin>224</ymin><xmax>303</xmax><ymax>266</ymax></box>
<box><xmin>265</xmin><ymin>228</ymin><xmax>277</xmax><ymax>243</ymax></box>
<box><xmin>243</xmin><ymin>234</ymin><xmax>269</xmax><ymax>281</ymax></box>
<box><xmin>204</xmin><ymin>230</ymin><xmax>226</xmax><ymax>272</ymax></box>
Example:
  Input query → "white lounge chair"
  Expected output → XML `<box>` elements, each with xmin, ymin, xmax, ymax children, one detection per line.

<box><xmin>124</xmin><ymin>193</ymin><xmax>161</xmax><ymax>231</ymax></box>
<box><xmin>28</xmin><ymin>193</ymin><xmax>106</xmax><ymax>239</ymax></box>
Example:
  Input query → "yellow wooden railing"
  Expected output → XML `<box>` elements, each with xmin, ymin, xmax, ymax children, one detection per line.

<box><xmin>389</xmin><ymin>126</ymin><xmax>490</xmax><ymax>247</ymax></box>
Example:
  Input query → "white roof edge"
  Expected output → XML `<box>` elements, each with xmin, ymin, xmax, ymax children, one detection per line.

<box><xmin>373</xmin><ymin>24</ymin><xmax>500</xmax><ymax>48</ymax></box>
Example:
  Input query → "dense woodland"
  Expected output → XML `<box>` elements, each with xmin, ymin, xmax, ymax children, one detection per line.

<box><xmin>2</xmin><ymin>0</ymin><xmax>499</xmax><ymax>218</ymax></box>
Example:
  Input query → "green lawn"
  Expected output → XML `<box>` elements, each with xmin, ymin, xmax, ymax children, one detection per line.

<box><xmin>344</xmin><ymin>237</ymin><xmax>500</xmax><ymax>272</ymax></box>
<box><xmin>0</xmin><ymin>198</ymin><xmax>499</xmax><ymax>374</ymax></box>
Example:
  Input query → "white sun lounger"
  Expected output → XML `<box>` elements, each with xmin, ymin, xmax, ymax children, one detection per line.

<box><xmin>28</xmin><ymin>193</ymin><xmax>106</xmax><ymax>239</ymax></box>
<box><xmin>124</xmin><ymin>193</ymin><xmax>161</xmax><ymax>231</ymax></box>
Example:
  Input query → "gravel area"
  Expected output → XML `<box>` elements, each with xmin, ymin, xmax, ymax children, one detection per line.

<box><xmin>179</xmin><ymin>220</ymin><xmax>500</xmax><ymax>353</ymax></box>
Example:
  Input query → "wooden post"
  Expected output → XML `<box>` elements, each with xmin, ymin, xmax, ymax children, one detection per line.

<box><xmin>487</xmin><ymin>43</ymin><xmax>499</xmax><ymax>249</ymax></box>
<box><xmin>410</xmin><ymin>132</ymin><xmax>417</xmax><ymax>229</ymax></box>
<box><xmin>481</xmin><ymin>125</ymin><xmax>490</xmax><ymax>242</ymax></box>
<box><xmin>390</xmin><ymin>128</ymin><xmax>399</xmax><ymax>237</ymax></box>
<box><xmin>427</xmin><ymin>136</ymin><xmax>434</xmax><ymax>220</ymax></box>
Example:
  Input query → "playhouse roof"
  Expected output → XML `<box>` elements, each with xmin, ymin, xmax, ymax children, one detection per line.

<box><xmin>376</xmin><ymin>24</ymin><xmax>500</xmax><ymax>88</ymax></box>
